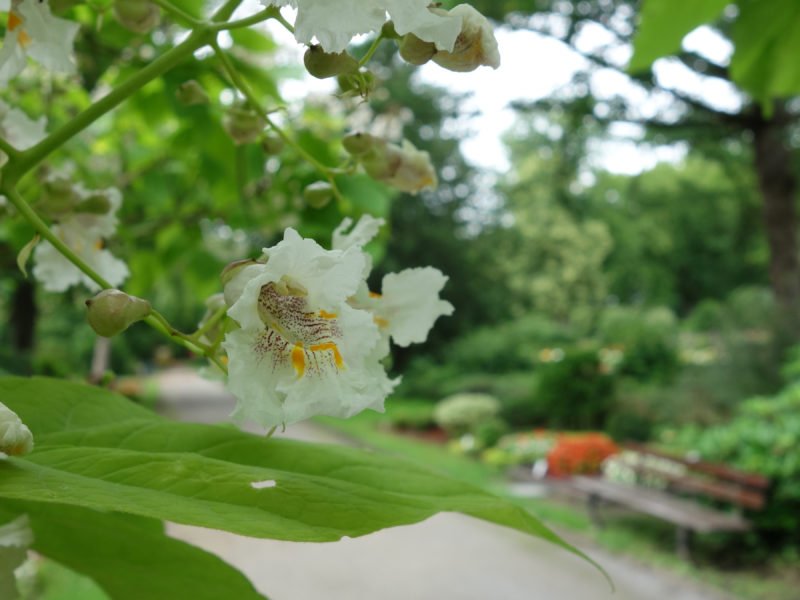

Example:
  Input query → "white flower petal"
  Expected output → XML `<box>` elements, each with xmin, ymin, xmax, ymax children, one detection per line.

<box><xmin>332</xmin><ymin>215</ymin><xmax>385</xmax><ymax>251</ymax></box>
<box><xmin>262</xmin><ymin>0</ymin><xmax>461</xmax><ymax>52</ymax></box>
<box><xmin>379</xmin><ymin>267</ymin><xmax>454</xmax><ymax>347</ymax></box>
<box><xmin>0</xmin><ymin>402</ymin><xmax>33</xmax><ymax>456</ymax></box>
<box><xmin>16</xmin><ymin>0</ymin><xmax>80</xmax><ymax>73</ymax></box>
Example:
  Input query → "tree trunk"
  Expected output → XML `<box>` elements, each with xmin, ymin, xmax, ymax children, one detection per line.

<box><xmin>752</xmin><ymin>113</ymin><xmax>800</xmax><ymax>332</ymax></box>
<box><xmin>10</xmin><ymin>279</ymin><xmax>36</xmax><ymax>352</ymax></box>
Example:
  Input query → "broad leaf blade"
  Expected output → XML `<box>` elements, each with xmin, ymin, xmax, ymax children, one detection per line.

<box><xmin>0</xmin><ymin>376</ymin><xmax>609</xmax><ymax>584</ymax></box>
<box><xmin>0</xmin><ymin>503</ymin><xmax>266</xmax><ymax>600</ymax></box>
<box><xmin>629</xmin><ymin>0</ymin><xmax>729</xmax><ymax>72</ymax></box>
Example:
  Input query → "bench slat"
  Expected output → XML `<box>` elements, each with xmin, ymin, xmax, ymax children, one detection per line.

<box><xmin>571</xmin><ymin>476</ymin><xmax>751</xmax><ymax>533</ymax></box>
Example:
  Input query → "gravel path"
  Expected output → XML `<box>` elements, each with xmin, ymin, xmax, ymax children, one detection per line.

<box><xmin>157</xmin><ymin>368</ymin><xmax>731</xmax><ymax>600</ymax></box>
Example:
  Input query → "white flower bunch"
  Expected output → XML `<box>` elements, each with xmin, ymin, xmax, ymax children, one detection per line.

<box><xmin>0</xmin><ymin>0</ymin><xmax>80</xmax><ymax>84</ymax></box>
<box><xmin>33</xmin><ymin>186</ymin><xmax>129</xmax><ymax>292</ymax></box>
<box><xmin>222</xmin><ymin>216</ymin><xmax>453</xmax><ymax>428</ymax></box>
<box><xmin>263</xmin><ymin>0</ymin><xmax>463</xmax><ymax>53</ymax></box>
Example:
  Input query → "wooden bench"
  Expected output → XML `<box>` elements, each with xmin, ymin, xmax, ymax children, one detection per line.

<box><xmin>570</xmin><ymin>442</ymin><xmax>769</xmax><ymax>560</ymax></box>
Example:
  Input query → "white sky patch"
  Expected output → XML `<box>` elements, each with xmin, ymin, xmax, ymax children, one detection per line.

<box><xmin>249</xmin><ymin>9</ymin><xmax>738</xmax><ymax>177</ymax></box>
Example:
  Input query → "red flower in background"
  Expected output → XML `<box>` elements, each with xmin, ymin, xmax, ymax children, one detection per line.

<box><xmin>547</xmin><ymin>433</ymin><xmax>618</xmax><ymax>477</ymax></box>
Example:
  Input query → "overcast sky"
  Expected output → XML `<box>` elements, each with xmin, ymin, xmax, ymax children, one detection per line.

<box><xmin>254</xmin><ymin>6</ymin><xmax>742</xmax><ymax>177</ymax></box>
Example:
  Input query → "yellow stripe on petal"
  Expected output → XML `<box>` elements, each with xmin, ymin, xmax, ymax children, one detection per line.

<box><xmin>318</xmin><ymin>310</ymin><xmax>337</xmax><ymax>319</ymax></box>
<box><xmin>310</xmin><ymin>342</ymin><xmax>344</xmax><ymax>369</ymax></box>
<box><xmin>291</xmin><ymin>343</ymin><xmax>305</xmax><ymax>377</ymax></box>
<box><xmin>7</xmin><ymin>12</ymin><xmax>23</xmax><ymax>31</ymax></box>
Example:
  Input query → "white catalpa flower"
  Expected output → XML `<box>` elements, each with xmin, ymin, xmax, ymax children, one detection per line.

<box><xmin>222</xmin><ymin>228</ymin><xmax>396</xmax><ymax>428</ymax></box>
<box><xmin>432</xmin><ymin>4</ymin><xmax>500</xmax><ymax>72</ymax></box>
<box><xmin>0</xmin><ymin>0</ymin><xmax>80</xmax><ymax>84</ymax></box>
<box><xmin>32</xmin><ymin>187</ymin><xmax>129</xmax><ymax>292</ymax></box>
<box><xmin>332</xmin><ymin>214</ymin><xmax>454</xmax><ymax>347</ymax></box>
<box><xmin>263</xmin><ymin>0</ymin><xmax>462</xmax><ymax>53</ymax></box>
<box><xmin>0</xmin><ymin>100</ymin><xmax>46</xmax><ymax>150</ymax></box>
<box><xmin>332</xmin><ymin>214</ymin><xmax>384</xmax><ymax>277</ymax></box>
<box><xmin>0</xmin><ymin>402</ymin><xmax>33</xmax><ymax>457</ymax></box>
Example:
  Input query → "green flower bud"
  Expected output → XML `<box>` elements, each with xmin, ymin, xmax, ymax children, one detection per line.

<box><xmin>113</xmin><ymin>0</ymin><xmax>160</xmax><ymax>34</ymax></box>
<box><xmin>399</xmin><ymin>33</ymin><xmax>437</xmax><ymax>66</ymax></box>
<box><xmin>0</xmin><ymin>402</ymin><xmax>33</xmax><ymax>456</ymax></box>
<box><xmin>342</xmin><ymin>132</ymin><xmax>379</xmax><ymax>156</ymax></box>
<box><xmin>303</xmin><ymin>181</ymin><xmax>334</xmax><ymax>209</ymax></box>
<box><xmin>37</xmin><ymin>176</ymin><xmax>81</xmax><ymax>217</ymax></box>
<box><xmin>336</xmin><ymin>71</ymin><xmax>376</xmax><ymax>97</ymax></box>
<box><xmin>76</xmin><ymin>193</ymin><xmax>112</xmax><ymax>215</ymax></box>
<box><xmin>223</xmin><ymin>105</ymin><xmax>265</xmax><ymax>145</ymax></box>
<box><xmin>261</xmin><ymin>133</ymin><xmax>285</xmax><ymax>155</ymax></box>
<box><xmin>303</xmin><ymin>45</ymin><xmax>359</xmax><ymax>79</ymax></box>
<box><xmin>86</xmin><ymin>290</ymin><xmax>152</xmax><ymax>338</ymax></box>
<box><xmin>176</xmin><ymin>80</ymin><xmax>210</xmax><ymax>106</ymax></box>
<box><xmin>381</xmin><ymin>21</ymin><xmax>400</xmax><ymax>40</ymax></box>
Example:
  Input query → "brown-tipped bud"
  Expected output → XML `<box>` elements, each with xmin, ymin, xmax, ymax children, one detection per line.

<box><xmin>303</xmin><ymin>181</ymin><xmax>334</xmax><ymax>209</ymax></box>
<box><xmin>342</xmin><ymin>132</ymin><xmax>380</xmax><ymax>156</ymax></box>
<box><xmin>399</xmin><ymin>33</ymin><xmax>437</xmax><ymax>66</ymax></box>
<box><xmin>303</xmin><ymin>45</ymin><xmax>359</xmax><ymax>79</ymax></box>
<box><xmin>261</xmin><ymin>133</ymin><xmax>284</xmax><ymax>156</ymax></box>
<box><xmin>223</xmin><ymin>106</ymin><xmax>265</xmax><ymax>145</ymax></box>
<box><xmin>176</xmin><ymin>80</ymin><xmax>210</xmax><ymax>106</ymax></box>
<box><xmin>0</xmin><ymin>403</ymin><xmax>33</xmax><ymax>456</ymax></box>
<box><xmin>360</xmin><ymin>139</ymin><xmax>437</xmax><ymax>194</ymax></box>
<box><xmin>86</xmin><ymin>290</ymin><xmax>151</xmax><ymax>338</ymax></box>
<box><xmin>431</xmin><ymin>5</ymin><xmax>500</xmax><ymax>72</ymax></box>
<box><xmin>113</xmin><ymin>0</ymin><xmax>160</xmax><ymax>34</ymax></box>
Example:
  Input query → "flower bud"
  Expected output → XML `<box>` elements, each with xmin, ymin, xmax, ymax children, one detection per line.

<box><xmin>261</xmin><ymin>133</ymin><xmax>284</xmax><ymax>155</ymax></box>
<box><xmin>86</xmin><ymin>289</ymin><xmax>151</xmax><ymax>338</ymax></box>
<box><xmin>76</xmin><ymin>193</ymin><xmax>112</xmax><ymax>215</ymax></box>
<box><xmin>432</xmin><ymin>5</ymin><xmax>500</xmax><ymax>72</ymax></box>
<box><xmin>222</xmin><ymin>258</ymin><xmax>261</xmax><ymax>307</ymax></box>
<box><xmin>176</xmin><ymin>80</ymin><xmax>210</xmax><ymax>106</ymax></box>
<box><xmin>336</xmin><ymin>71</ymin><xmax>376</xmax><ymax>98</ymax></box>
<box><xmin>399</xmin><ymin>33</ymin><xmax>437</xmax><ymax>66</ymax></box>
<box><xmin>113</xmin><ymin>0</ymin><xmax>160</xmax><ymax>34</ymax></box>
<box><xmin>0</xmin><ymin>402</ymin><xmax>33</xmax><ymax>456</ymax></box>
<box><xmin>347</xmin><ymin>135</ymin><xmax>437</xmax><ymax>194</ymax></box>
<box><xmin>223</xmin><ymin>105</ymin><xmax>265</xmax><ymax>145</ymax></box>
<box><xmin>342</xmin><ymin>132</ymin><xmax>378</xmax><ymax>156</ymax></box>
<box><xmin>303</xmin><ymin>181</ymin><xmax>334</xmax><ymax>209</ymax></box>
<box><xmin>381</xmin><ymin>21</ymin><xmax>400</xmax><ymax>40</ymax></box>
<box><xmin>303</xmin><ymin>45</ymin><xmax>359</xmax><ymax>79</ymax></box>
<box><xmin>37</xmin><ymin>176</ymin><xmax>81</xmax><ymax>217</ymax></box>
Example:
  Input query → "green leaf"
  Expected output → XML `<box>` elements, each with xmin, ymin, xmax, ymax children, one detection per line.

<box><xmin>0</xmin><ymin>377</ymin><xmax>607</xmax><ymax>583</ymax></box>
<box><xmin>629</xmin><ymin>0</ymin><xmax>729</xmax><ymax>72</ymax></box>
<box><xmin>0</xmin><ymin>502</ymin><xmax>266</xmax><ymax>600</ymax></box>
<box><xmin>730</xmin><ymin>0</ymin><xmax>800</xmax><ymax>102</ymax></box>
<box><xmin>15</xmin><ymin>234</ymin><xmax>39</xmax><ymax>279</ymax></box>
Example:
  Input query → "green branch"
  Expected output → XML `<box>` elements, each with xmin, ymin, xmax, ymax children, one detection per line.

<box><xmin>211</xmin><ymin>42</ymin><xmax>347</xmax><ymax>206</ymax></box>
<box><xmin>7</xmin><ymin>28</ymin><xmax>213</xmax><ymax>180</ymax></box>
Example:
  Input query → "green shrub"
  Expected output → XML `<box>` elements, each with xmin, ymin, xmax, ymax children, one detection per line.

<box><xmin>433</xmin><ymin>393</ymin><xmax>501</xmax><ymax>436</ymax></box>
<box><xmin>534</xmin><ymin>349</ymin><xmax>616</xmax><ymax>430</ymax></box>
<box><xmin>668</xmin><ymin>384</ymin><xmax>800</xmax><ymax>548</ymax></box>
<box><xmin>386</xmin><ymin>401</ymin><xmax>436</xmax><ymax>430</ymax></box>
<box><xmin>597</xmin><ymin>305</ymin><xmax>679</xmax><ymax>382</ymax></box>
<box><xmin>473</xmin><ymin>418</ymin><xmax>509</xmax><ymax>448</ymax></box>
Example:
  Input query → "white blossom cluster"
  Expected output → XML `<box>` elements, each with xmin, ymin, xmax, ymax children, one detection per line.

<box><xmin>222</xmin><ymin>216</ymin><xmax>453</xmax><ymax>428</ymax></box>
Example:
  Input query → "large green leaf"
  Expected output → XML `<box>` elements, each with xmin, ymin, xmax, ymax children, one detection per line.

<box><xmin>730</xmin><ymin>0</ymin><xmax>800</xmax><ymax>102</ymax></box>
<box><xmin>0</xmin><ymin>503</ymin><xmax>266</xmax><ymax>600</ymax></box>
<box><xmin>629</xmin><ymin>0</ymin><xmax>729</xmax><ymax>72</ymax></box>
<box><xmin>0</xmin><ymin>377</ymin><xmax>604</xmax><ymax>579</ymax></box>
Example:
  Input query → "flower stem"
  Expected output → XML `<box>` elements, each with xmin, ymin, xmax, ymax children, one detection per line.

<box><xmin>211</xmin><ymin>7</ymin><xmax>276</xmax><ymax>31</ymax></box>
<box><xmin>359</xmin><ymin>34</ymin><xmax>384</xmax><ymax>67</ymax></box>
<box><xmin>150</xmin><ymin>0</ymin><xmax>202</xmax><ymax>27</ymax></box>
<box><xmin>0</xmin><ymin>137</ymin><xmax>19</xmax><ymax>159</ymax></box>
<box><xmin>192</xmin><ymin>305</ymin><xmax>228</xmax><ymax>342</ymax></box>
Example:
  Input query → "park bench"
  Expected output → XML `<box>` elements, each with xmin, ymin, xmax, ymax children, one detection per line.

<box><xmin>569</xmin><ymin>442</ymin><xmax>769</xmax><ymax>560</ymax></box>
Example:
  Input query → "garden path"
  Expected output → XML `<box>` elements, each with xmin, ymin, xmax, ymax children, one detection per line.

<box><xmin>156</xmin><ymin>367</ymin><xmax>730</xmax><ymax>600</ymax></box>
